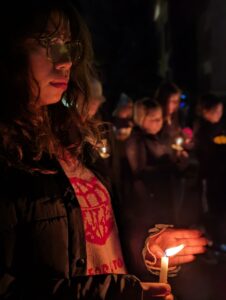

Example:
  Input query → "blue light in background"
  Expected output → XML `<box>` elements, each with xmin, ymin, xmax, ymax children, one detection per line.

<box><xmin>180</xmin><ymin>101</ymin><xmax>186</xmax><ymax>109</ymax></box>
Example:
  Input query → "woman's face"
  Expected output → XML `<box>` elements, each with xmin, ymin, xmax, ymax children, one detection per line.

<box><xmin>142</xmin><ymin>108</ymin><xmax>163</xmax><ymax>135</ymax></box>
<box><xmin>27</xmin><ymin>12</ymin><xmax>73</xmax><ymax>106</ymax></box>
<box><xmin>167</xmin><ymin>93</ymin><xmax>181</xmax><ymax>115</ymax></box>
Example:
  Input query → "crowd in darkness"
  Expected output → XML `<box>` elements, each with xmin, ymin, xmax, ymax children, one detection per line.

<box><xmin>1</xmin><ymin>1</ymin><xmax>224</xmax><ymax>299</ymax></box>
<box><xmin>88</xmin><ymin>78</ymin><xmax>226</xmax><ymax>286</ymax></box>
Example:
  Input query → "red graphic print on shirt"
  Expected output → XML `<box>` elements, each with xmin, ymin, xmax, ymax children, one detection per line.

<box><xmin>70</xmin><ymin>177</ymin><xmax>114</xmax><ymax>245</ymax></box>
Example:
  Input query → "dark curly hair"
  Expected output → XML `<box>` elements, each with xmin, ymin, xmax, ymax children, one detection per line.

<box><xmin>0</xmin><ymin>0</ymin><xmax>101</xmax><ymax>172</ymax></box>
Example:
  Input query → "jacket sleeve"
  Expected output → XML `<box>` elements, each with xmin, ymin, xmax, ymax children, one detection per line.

<box><xmin>0</xmin><ymin>198</ymin><xmax>19</xmax><ymax>300</ymax></box>
<box><xmin>69</xmin><ymin>274</ymin><xmax>143</xmax><ymax>300</ymax></box>
<box><xmin>125</xmin><ymin>137</ymin><xmax>144</xmax><ymax>176</ymax></box>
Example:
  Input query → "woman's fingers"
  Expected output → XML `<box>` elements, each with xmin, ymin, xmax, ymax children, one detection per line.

<box><xmin>178</xmin><ymin>246</ymin><xmax>206</xmax><ymax>255</ymax></box>
<box><xmin>148</xmin><ymin>244</ymin><xmax>165</xmax><ymax>259</ymax></box>
<box><xmin>169</xmin><ymin>229</ymin><xmax>203</xmax><ymax>239</ymax></box>
<box><xmin>175</xmin><ymin>237</ymin><xmax>208</xmax><ymax>247</ymax></box>
<box><xmin>141</xmin><ymin>282</ymin><xmax>171</xmax><ymax>296</ymax></box>
<box><xmin>169</xmin><ymin>254</ymin><xmax>195</xmax><ymax>266</ymax></box>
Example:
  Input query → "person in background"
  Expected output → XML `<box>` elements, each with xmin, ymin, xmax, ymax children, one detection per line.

<box><xmin>194</xmin><ymin>93</ymin><xmax>226</xmax><ymax>248</ymax></box>
<box><xmin>111</xmin><ymin>93</ymin><xmax>135</xmax><ymax>198</ymax></box>
<box><xmin>194</xmin><ymin>93</ymin><xmax>225</xmax><ymax>177</ymax></box>
<box><xmin>121</xmin><ymin>98</ymin><xmax>201</xmax><ymax>279</ymax></box>
<box><xmin>87</xmin><ymin>78</ymin><xmax>106</xmax><ymax>119</ymax></box>
<box><xmin>112</xmin><ymin>93</ymin><xmax>134</xmax><ymax>141</ymax></box>
<box><xmin>155</xmin><ymin>82</ymin><xmax>201</xmax><ymax>226</ymax></box>
<box><xmin>155</xmin><ymin>82</ymin><xmax>182</xmax><ymax>140</ymax></box>
<box><xmin>155</xmin><ymin>81</ymin><xmax>193</xmax><ymax>150</ymax></box>
<box><xmin>75</xmin><ymin>77</ymin><xmax>105</xmax><ymax>119</ymax></box>
<box><xmin>85</xmin><ymin>79</ymin><xmax>121</xmax><ymax>203</ymax></box>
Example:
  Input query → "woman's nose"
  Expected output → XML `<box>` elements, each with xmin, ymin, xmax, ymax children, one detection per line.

<box><xmin>55</xmin><ymin>58</ymin><xmax>72</xmax><ymax>71</ymax></box>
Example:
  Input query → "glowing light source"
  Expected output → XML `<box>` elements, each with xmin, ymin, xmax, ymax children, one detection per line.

<box><xmin>98</xmin><ymin>139</ymin><xmax>110</xmax><ymax>159</ymax></box>
<box><xmin>172</xmin><ymin>136</ymin><xmax>184</xmax><ymax>151</ymax></box>
<box><xmin>159</xmin><ymin>244</ymin><xmax>185</xmax><ymax>283</ymax></box>
<box><xmin>154</xmin><ymin>2</ymin><xmax>161</xmax><ymax>21</ymax></box>
<box><xmin>175</xmin><ymin>137</ymin><xmax>184</xmax><ymax>146</ymax></box>
<box><xmin>165</xmin><ymin>244</ymin><xmax>185</xmax><ymax>257</ymax></box>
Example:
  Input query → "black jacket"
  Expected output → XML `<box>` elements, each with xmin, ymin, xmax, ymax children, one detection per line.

<box><xmin>193</xmin><ymin>118</ymin><xmax>225</xmax><ymax>178</ymax></box>
<box><xmin>0</xmin><ymin>154</ymin><xmax>142</xmax><ymax>300</ymax></box>
<box><xmin>193</xmin><ymin>118</ymin><xmax>226</xmax><ymax>212</ymax></box>
<box><xmin>118</xmin><ymin>127</ymin><xmax>176</xmax><ymax>278</ymax></box>
<box><xmin>123</xmin><ymin>127</ymin><xmax>178</xmax><ymax>224</ymax></box>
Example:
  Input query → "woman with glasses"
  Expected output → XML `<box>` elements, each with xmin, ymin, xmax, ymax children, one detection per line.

<box><xmin>0</xmin><ymin>1</ymin><xmax>207</xmax><ymax>299</ymax></box>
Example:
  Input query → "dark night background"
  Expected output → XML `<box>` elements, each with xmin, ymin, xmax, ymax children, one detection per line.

<box><xmin>73</xmin><ymin>0</ymin><xmax>226</xmax><ymax>116</ymax></box>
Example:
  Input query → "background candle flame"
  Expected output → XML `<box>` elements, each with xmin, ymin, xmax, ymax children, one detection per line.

<box><xmin>175</xmin><ymin>137</ymin><xmax>184</xmax><ymax>145</ymax></box>
<box><xmin>165</xmin><ymin>244</ymin><xmax>185</xmax><ymax>257</ymax></box>
<box><xmin>101</xmin><ymin>146</ymin><xmax>107</xmax><ymax>153</ymax></box>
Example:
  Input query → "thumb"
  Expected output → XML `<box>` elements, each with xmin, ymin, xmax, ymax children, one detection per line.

<box><xmin>147</xmin><ymin>243</ymin><xmax>165</xmax><ymax>261</ymax></box>
<box><xmin>141</xmin><ymin>282</ymin><xmax>171</xmax><ymax>296</ymax></box>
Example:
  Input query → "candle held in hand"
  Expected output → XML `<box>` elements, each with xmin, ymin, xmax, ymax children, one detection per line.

<box><xmin>159</xmin><ymin>244</ymin><xmax>185</xmax><ymax>283</ymax></box>
<box><xmin>176</xmin><ymin>137</ymin><xmax>184</xmax><ymax>146</ymax></box>
<box><xmin>172</xmin><ymin>136</ymin><xmax>184</xmax><ymax>151</ymax></box>
<box><xmin>159</xmin><ymin>256</ymin><xmax>169</xmax><ymax>283</ymax></box>
<box><xmin>98</xmin><ymin>139</ymin><xmax>110</xmax><ymax>158</ymax></box>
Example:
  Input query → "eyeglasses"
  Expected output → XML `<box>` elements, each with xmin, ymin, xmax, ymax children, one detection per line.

<box><xmin>37</xmin><ymin>36</ymin><xmax>83</xmax><ymax>64</ymax></box>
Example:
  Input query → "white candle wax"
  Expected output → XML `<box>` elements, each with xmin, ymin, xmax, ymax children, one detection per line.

<box><xmin>159</xmin><ymin>256</ymin><xmax>169</xmax><ymax>283</ymax></box>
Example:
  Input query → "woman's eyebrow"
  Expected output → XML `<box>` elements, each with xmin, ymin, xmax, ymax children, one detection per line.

<box><xmin>40</xmin><ymin>31</ymin><xmax>72</xmax><ymax>40</ymax></box>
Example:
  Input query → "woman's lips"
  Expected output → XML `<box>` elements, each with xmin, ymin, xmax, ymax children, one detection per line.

<box><xmin>49</xmin><ymin>82</ymin><xmax>68</xmax><ymax>89</ymax></box>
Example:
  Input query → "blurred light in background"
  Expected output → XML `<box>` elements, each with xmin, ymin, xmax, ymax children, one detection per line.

<box><xmin>154</xmin><ymin>0</ymin><xmax>161</xmax><ymax>21</ymax></box>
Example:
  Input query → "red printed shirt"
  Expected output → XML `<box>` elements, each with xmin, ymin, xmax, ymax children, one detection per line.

<box><xmin>59</xmin><ymin>155</ymin><xmax>127</xmax><ymax>275</ymax></box>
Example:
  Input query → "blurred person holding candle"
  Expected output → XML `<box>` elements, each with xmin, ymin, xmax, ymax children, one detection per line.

<box><xmin>155</xmin><ymin>82</ymin><xmax>193</xmax><ymax>149</ymax></box>
<box><xmin>120</xmin><ymin>98</ymin><xmax>203</xmax><ymax>279</ymax></box>
<box><xmin>123</xmin><ymin>98</ymin><xmax>176</xmax><ymax>225</ymax></box>
<box><xmin>155</xmin><ymin>82</ymin><xmax>182</xmax><ymax>141</ymax></box>
<box><xmin>155</xmin><ymin>82</ymin><xmax>202</xmax><ymax>227</ymax></box>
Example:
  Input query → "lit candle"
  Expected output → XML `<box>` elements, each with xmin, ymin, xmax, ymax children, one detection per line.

<box><xmin>159</xmin><ymin>244</ymin><xmax>184</xmax><ymax>283</ymax></box>
<box><xmin>172</xmin><ymin>137</ymin><xmax>184</xmax><ymax>151</ymax></box>
<box><xmin>159</xmin><ymin>256</ymin><xmax>169</xmax><ymax>283</ymax></box>
<box><xmin>176</xmin><ymin>137</ymin><xmax>184</xmax><ymax>146</ymax></box>
<box><xmin>98</xmin><ymin>139</ymin><xmax>110</xmax><ymax>159</ymax></box>
<box><xmin>101</xmin><ymin>146</ymin><xmax>107</xmax><ymax>154</ymax></box>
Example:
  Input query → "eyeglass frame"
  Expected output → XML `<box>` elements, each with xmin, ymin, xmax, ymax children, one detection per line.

<box><xmin>36</xmin><ymin>35</ymin><xmax>83</xmax><ymax>64</ymax></box>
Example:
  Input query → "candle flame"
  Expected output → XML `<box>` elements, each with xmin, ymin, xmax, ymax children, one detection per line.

<box><xmin>176</xmin><ymin>137</ymin><xmax>184</xmax><ymax>145</ymax></box>
<box><xmin>165</xmin><ymin>244</ymin><xmax>185</xmax><ymax>257</ymax></box>
<box><xmin>101</xmin><ymin>146</ymin><xmax>107</xmax><ymax>153</ymax></box>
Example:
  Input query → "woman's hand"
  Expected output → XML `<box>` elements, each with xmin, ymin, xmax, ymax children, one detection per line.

<box><xmin>147</xmin><ymin>228</ymin><xmax>208</xmax><ymax>267</ymax></box>
<box><xmin>141</xmin><ymin>282</ymin><xmax>174</xmax><ymax>300</ymax></box>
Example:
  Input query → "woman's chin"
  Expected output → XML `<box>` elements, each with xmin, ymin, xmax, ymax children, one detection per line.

<box><xmin>39</xmin><ymin>95</ymin><xmax>63</xmax><ymax>106</ymax></box>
